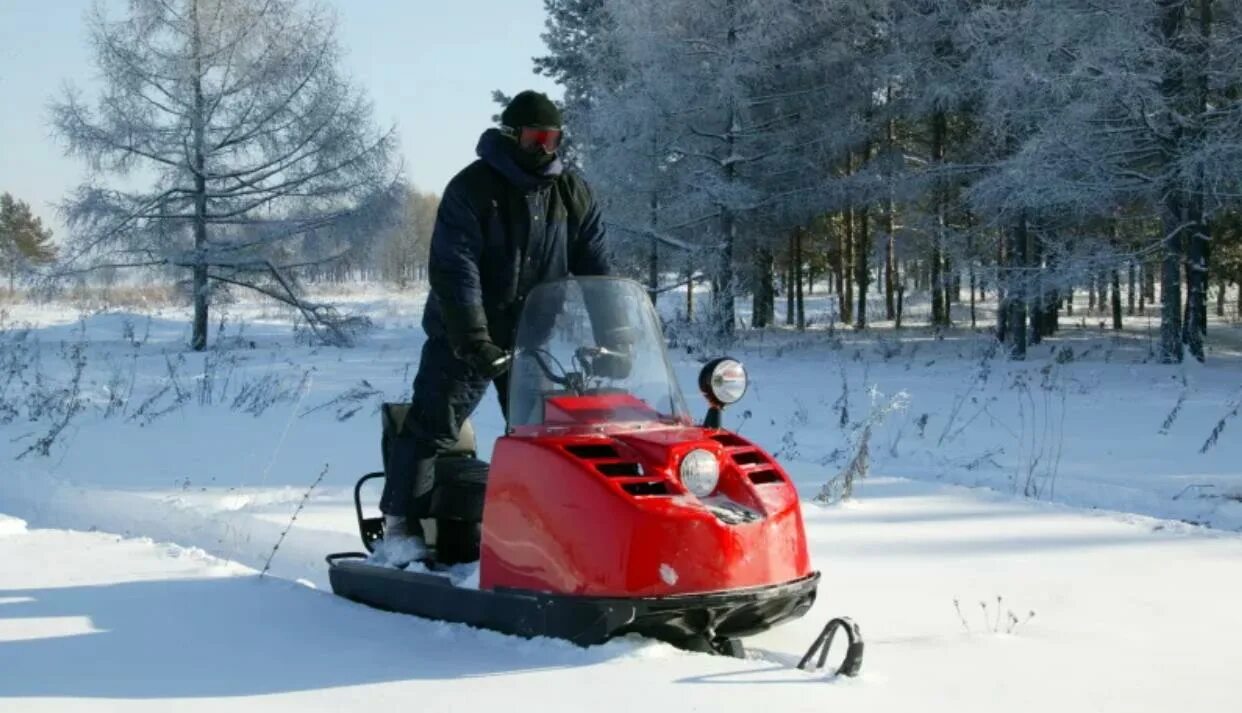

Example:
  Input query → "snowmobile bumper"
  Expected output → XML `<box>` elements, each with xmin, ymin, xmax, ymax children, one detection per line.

<box><xmin>326</xmin><ymin>553</ymin><xmax>819</xmax><ymax>648</ymax></box>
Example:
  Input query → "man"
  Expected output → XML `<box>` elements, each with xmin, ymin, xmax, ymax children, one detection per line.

<box><xmin>376</xmin><ymin>90</ymin><xmax>613</xmax><ymax>563</ymax></box>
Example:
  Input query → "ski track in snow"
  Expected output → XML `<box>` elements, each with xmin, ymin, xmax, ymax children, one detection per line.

<box><xmin>2</xmin><ymin>290</ymin><xmax>1242</xmax><ymax>710</ymax></box>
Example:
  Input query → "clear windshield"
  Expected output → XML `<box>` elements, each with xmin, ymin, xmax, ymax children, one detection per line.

<box><xmin>507</xmin><ymin>278</ymin><xmax>692</xmax><ymax>429</ymax></box>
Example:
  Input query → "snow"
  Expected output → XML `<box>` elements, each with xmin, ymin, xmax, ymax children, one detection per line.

<box><xmin>1</xmin><ymin>287</ymin><xmax>1241</xmax><ymax>710</ymax></box>
<box><xmin>659</xmin><ymin>563</ymin><xmax>679</xmax><ymax>586</ymax></box>
<box><xmin>3</xmin><ymin>479</ymin><xmax>1240</xmax><ymax>712</ymax></box>
<box><xmin>0</xmin><ymin>515</ymin><xmax>28</xmax><ymax>538</ymax></box>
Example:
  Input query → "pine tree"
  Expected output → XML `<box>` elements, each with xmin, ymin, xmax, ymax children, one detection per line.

<box><xmin>0</xmin><ymin>193</ymin><xmax>57</xmax><ymax>293</ymax></box>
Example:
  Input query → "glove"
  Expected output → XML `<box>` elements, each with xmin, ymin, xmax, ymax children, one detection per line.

<box><xmin>463</xmin><ymin>340</ymin><xmax>511</xmax><ymax>379</ymax></box>
<box><xmin>439</xmin><ymin>300</ymin><xmax>509</xmax><ymax>378</ymax></box>
<box><xmin>591</xmin><ymin>325</ymin><xmax>635</xmax><ymax>379</ymax></box>
<box><xmin>592</xmin><ymin>347</ymin><xmax>632</xmax><ymax>380</ymax></box>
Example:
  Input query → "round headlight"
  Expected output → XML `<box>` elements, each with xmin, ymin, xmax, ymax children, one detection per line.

<box><xmin>680</xmin><ymin>449</ymin><xmax>720</xmax><ymax>497</ymax></box>
<box><xmin>699</xmin><ymin>358</ymin><xmax>748</xmax><ymax>406</ymax></box>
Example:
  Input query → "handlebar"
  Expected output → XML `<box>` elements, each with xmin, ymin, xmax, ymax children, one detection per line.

<box><xmin>527</xmin><ymin>348</ymin><xmax>572</xmax><ymax>387</ymax></box>
<box><xmin>521</xmin><ymin>344</ymin><xmax>630</xmax><ymax>396</ymax></box>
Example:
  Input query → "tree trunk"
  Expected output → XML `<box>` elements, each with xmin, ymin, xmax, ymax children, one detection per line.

<box><xmin>1142</xmin><ymin>260</ymin><xmax>1155</xmax><ymax>314</ymax></box>
<box><xmin>896</xmin><ymin>279</ymin><xmax>905</xmax><ymax>330</ymax></box>
<box><xmin>883</xmin><ymin>87</ymin><xmax>897</xmax><ymax>321</ymax></box>
<box><xmin>855</xmin><ymin>179</ymin><xmax>871</xmax><ymax>329</ymax></box>
<box><xmin>1127</xmin><ymin>260</ymin><xmax>1137</xmax><ymax>315</ymax></box>
<box><xmin>714</xmin><ymin>10</ymin><xmax>738</xmax><ymax>339</ymax></box>
<box><xmin>964</xmin><ymin>217</ymin><xmax>976</xmax><ymax>329</ymax></box>
<box><xmin>785</xmin><ymin>235</ymin><xmax>795</xmax><ymax>326</ymax></box>
<box><xmin>835</xmin><ymin>218</ymin><xmax>849</xmax><ymax>324</ymax></box>
<box><xmin>995</xmin><ymin>229</ymin><xmax>1007</xmax><ymax>340</ymax></box>
<box><xmin>1145</xmin><ymin>260</ymin><xmax>1157</xmax><ymax>304</ymax></box>
<box><xmin>930</xmin><ymin>111</ymin><xmax>948</xmax><ymax>328</ymax></box>
<box><xmin>795</xmin><ymin>228</ymin><xmax>806</xmax><ymax>331</ymax></box>
<box><xmin>1008</xmin><ymin>215</ymin><xmax>1028</xmax><ymax>360</ymax></box>
<box><xmin>885</xmin><ymin>226</ymin><xmax>896</xmax><ymax>321</ymax></box>
<box><xmin>1041</xmin><ymin>231</ymin><xmax>1059</xmax><ymax>337</ymax></box>
<box><xmin>1160</xmin><ymin>204</ymin><xmax>1185</xmax><ymax>362</ymax></box>
<box><xmin>647</xmin><ymin>234</ymin><xmax>658</xmax><ymax>303</ymax></box>
<box><xmin>946</xmin><ymin>257</ymin><xmax>959</xmax><ymax>304</ymax></box>
<box><xmin>1111</xmin><ymin>266</ymin><xmax>1123</xmax><ymax>330</ymax></box>
<box><xmin>1155</xmin><ymin>0</ymin><xmax>1211</xmax><ymax>362</ymax></box>
<box><xmin>842</xmin><ymin>152</ymin><xmax>856</xmax><ymax>324</ymax></box>
<box><xmin>752</xmin><ymin>246</ymin><xmax>774</xmax><ymax>328</ymax></box>
<box><xmin>1184</xmin><ymin>217</ymin><xmax>1209</xmax><ymax>360</ymax></box>
<box><xmin>647</xmin><ymin>137</ymin><xmax>661</xmax><ymax>304</ymax></box>
<box><xmin>1216</xmin><ymin>277</ymin><xmax>1226</xmax><ymax>317</ymax></box>
<box><xmin>969</xmin><ymin>264</ymin><xmax>977</xmax><ymax>329</ymax></box>
<box><xmin>717</xmin><ymin>218</ymin><xmax>736</xmax><ymax>338</ymax></box>
<box><xmin>843</xmin><ymin>209</ymin><xmax>854</xmax><ymax>325</ymax></box>
<box><xmin>1182</xmin><ymin>0</ymin><xmax>1212</xmax><ymax>361</ymax></box>
<box><xmin>190</xmin><ymin>0</ymin><xmax>209</xmax><ymax>352</ymax></box>
<box><xmin>1102</xmin><ymin>271</ymin><xmax>1112</xmax><ymax>316</ymax></box>
<box><xmin>646</xmin><ymin>181</ymin><xmax>659</xmax><ymax>285</ymax></box>
<box><xmin>1034</xmin><ymin>233</ymin><xmax>1048</xmax><ymax>343</ymax></box>
<box><xmin>685</xmin><ymin>264</ymin><xmax>694</xmax><ymax>321</ymax></box>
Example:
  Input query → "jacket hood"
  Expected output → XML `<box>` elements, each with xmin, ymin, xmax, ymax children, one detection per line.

<box><xmin>476</xmin><ymin>128</ymin><xmax>563</xmax><ymax>192</ymax></box>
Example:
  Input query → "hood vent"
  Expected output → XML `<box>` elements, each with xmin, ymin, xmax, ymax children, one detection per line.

<box><xmin>747</xmin><ymin>469</ymin><xmax>782</xmax><ymax>485</ymax></box>
<box><xmin>622</xmin><ymin>481</ymin><xmax>671</xmax><ymax>496</ymax></box>
<box><xmin>713</xmin><ymin>437</ymin><xmax>785</xmax><ymax>486</ymax></box>
<box><xmin>710</xmin><ymin>433</ymin><xmax>748</xmax><ymax>447</ymax></box>
<box><xmin>731</xmin><ymin>450</ymin><xmax>766</xmax><ymax>466</ymax></box>
<box><xmin>597</xmin><ymin>461</ymin><xmax>643</xmax><ymax>477</ymax></box>
<box><xmin>564</xmin><ymin>443</ymin><xmax>620</xmax><ymax>459</ymax></box>
<box><xmin>562</xmin><ymin>440</ymin><xmax>670</xmax><ymax>496</ymax></box>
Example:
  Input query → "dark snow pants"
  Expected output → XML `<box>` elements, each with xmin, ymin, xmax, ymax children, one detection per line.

<box><xmin>379</xmin><ymin>337</ymin><xmax>508</xmax><ymax>519</ymax></box>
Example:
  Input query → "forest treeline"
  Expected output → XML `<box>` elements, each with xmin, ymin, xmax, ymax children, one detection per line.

<box><xmin>535</xmin><ymin>0</ymin><xmax>1242</xmax><ymax>361</ymax></box>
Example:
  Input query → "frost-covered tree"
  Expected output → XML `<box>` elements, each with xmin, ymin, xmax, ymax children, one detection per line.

<box><xmin>535</xmin><ymin>0</ymin><xmax>622</xmax><ymax>127</ymax></box>
<box><xmin>536</xmin><ymin>0</ymin><xmax>1242</xmax><ymax>360</ymax></box>
<box><xmin>961</xmin><ymin>0</ymin><xmax>1242</xmax><ymax>362</ymax></box>
<box><xmin>51</xmin><ymin>0</ymin><xmax>398</xmax><ymax>349</ymax></box>
<box><xmin>377</xmin><ymin>187</ymin><xmax>439</xmax><ymax>288</ymax></box>
<box><xmin>576</xmin><ymin>0</ymin><xmax>868</xmax><ymax>336</ymax></box>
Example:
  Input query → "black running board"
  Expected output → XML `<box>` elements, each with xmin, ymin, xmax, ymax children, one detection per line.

<box><xmin>327</xmin><ymin>553</ymin><xmax>637</xmax><ymax>646</ymax></box>
<box><xmin>326</xmin><ymin>553</ymin><xmax>819</xmax><ymax>648</ymax></box>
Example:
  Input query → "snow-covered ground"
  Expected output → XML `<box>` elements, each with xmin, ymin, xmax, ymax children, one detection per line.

<box><xmin>4</xmin><ymin>481</ymin><xmax>1241</xmax><ymax>712</ymax></box>
<box><xmin>2</xmin><ymin>286</ymin><xmax>1241</xmax><ymax>710</ymax></box>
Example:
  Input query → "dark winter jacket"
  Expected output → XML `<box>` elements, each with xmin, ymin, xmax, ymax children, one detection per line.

<box><xmin>421</xmin><ymin>128</ymin><xmax>610</xmax><ymax>351</ymax></box>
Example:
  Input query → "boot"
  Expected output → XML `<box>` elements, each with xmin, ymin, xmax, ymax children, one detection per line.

<box><xmin>369</xmin><ymin>515</ymin><xmax>428</xmax><ymax>568</ymax></box>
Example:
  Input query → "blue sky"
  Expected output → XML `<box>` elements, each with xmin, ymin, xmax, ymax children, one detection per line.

<box><xmin>0</xmin><ymin>0</ymin><xmax>561</xmax><ymax>237</ymax></box>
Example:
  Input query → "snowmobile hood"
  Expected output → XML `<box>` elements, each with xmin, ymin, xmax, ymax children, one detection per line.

<box><xmin>476</xmin><ymin>128</ymin><xmax>563</xmax><ymax>193</ymax></box>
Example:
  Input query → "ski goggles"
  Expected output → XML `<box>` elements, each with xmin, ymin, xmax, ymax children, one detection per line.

<box><xmin>515</xmin><ymin>126</ymin><xmax>562</xmax><ymax>153</ymax></box>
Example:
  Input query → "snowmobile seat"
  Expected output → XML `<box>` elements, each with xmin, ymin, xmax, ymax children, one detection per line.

<box><xmin>381</xmin><ymin>402</ymin><xmax>477</xmax><ymax>457</ymax></box>
<box><xmin>380</xmin><ymin>402</ymin><xmax>489</xmax><ymax>564</ymax></box>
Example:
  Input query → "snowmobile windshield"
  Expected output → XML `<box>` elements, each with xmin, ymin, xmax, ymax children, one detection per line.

<box><xmin>507</xmin><ymin>277</ymin><xmax>693</xmax><ymax>430</ymax></box>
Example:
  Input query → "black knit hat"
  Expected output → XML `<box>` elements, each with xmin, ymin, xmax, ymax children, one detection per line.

<box><xmin>501</xmin><ymin>90</ymin><xmax>563</xmax><ymax>129</ymax></box>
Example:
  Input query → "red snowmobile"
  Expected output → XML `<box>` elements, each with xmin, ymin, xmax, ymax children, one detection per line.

<box><xmin>328</xmin><ymin>277</ymin><xmax>862</xmax><ymax>671</ymax></box>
